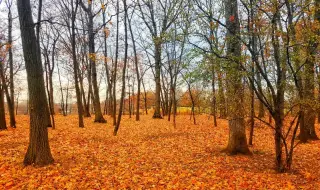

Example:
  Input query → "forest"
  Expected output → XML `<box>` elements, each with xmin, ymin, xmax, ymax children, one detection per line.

<box><xmin>0</xmin><ymin>0</ymin><xmax>319</xmax><ymax>189</ymax></box>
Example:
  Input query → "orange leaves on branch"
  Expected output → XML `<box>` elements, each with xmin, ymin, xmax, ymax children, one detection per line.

<box><xmin>104</xmin><ymin>28</ymin><xmax>110</xmax><ymax>38</ymax></box>
<box><xmin>209</xmin><ymin>35</ymin><xmax>215</xmax><ymax>41</ymax></box>
<box><xmin>229</xmin><ymin>15</ymin><xmax>235</xmax><ymax>22</ymax></box>
<box><xmin>5</xmin><ymin>43</ymin><xmax>12</xmax><ymax>51</ymax></box>
<box><xmin>88</xmin><ymin>53</ymin><xmax>96</xmax><ymax>62</ymax></box>
<box><xmin>209</xmin><ymin>21</ymin><xmax>217</xmax><ymax>30</ymax></box>
<box><xmin>0</xmin><ymin>42</ymin><xmax>10</xmax><ymax>63</ymax></box>
<box><xmin>101</xmin><ymin>4</ymin><xmax>106</xmax><ymax>11</ymax></box>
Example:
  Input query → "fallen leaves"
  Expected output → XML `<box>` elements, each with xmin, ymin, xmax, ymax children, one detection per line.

<box><xmin>0</xmin><ymin>115</ymin><xmax>319</xmax><ymax>189</ymax></box>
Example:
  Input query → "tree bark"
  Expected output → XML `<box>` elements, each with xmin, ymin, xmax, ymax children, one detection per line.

<box><xmin>114</xmin><ymin>0</ymin><xmax>128</xmax><ymax>135</ymax></box>
<box><xmin>113</xmin><ymin>0</ymin><xmax>120</xmax><ymax>126</ymax></box>
<box><xmin>142</xmin><ymin>77</ymin><xmax>148</xmax><ymax>115</ymax></box>
<box><xmin>224</xmin><ymin>0</ymin><xmax>250</xmax><ymax>154</ymax></box>
<box><xmin>0</xmin><ymin>83</ymin><xmax>7</xmax><ymax>130</ymax></box>
<box><xmin>57</xmin><ymin>64</ymin><xmax>66</xmax><ymax>116</ymax></box>
<box><xmin>153</xmin><ymin>40</ymin><xmax>163</xmax><ymax>119</ymax></box>
<box><xmin>7</xmin><ymin>1</ymin><xmax>16</xmax><ymax>128</ymax></box>
<box><xmin>302</xmin><ymin>0</ymin><xmax>319</xmax><ymax>140</ymax></box>
<box><xmin>217</xmin><ymin>70</ymin><xmax>227</xmax><ymax>119</ymax></box>
<box><xmin>80</xmin><ymin>1</ymin><xmax>106</xmax><ymax>123</ymax></box>
<box><xmin>303</xmin><ymin>37</ymin><xmax>318</xmax><ymax>140</ymax></box>
<box><xmin>211</xmin><ymin>58</ymin><xmax>217</xmax><ymax>127</ymax></box>
<box><xmin>71</xmin><ymin>0</ymin><xmax>84</xmax><ymax>128</ymax></box>
<box><xmin>257</xmin><ymin>71</ymin><xmax>264</xmax><ymax>118</ymax></box>
<box><xmin>17</xmin><ymin>0</ymin><xmax>54</xmax><ymax>166</ymax></box>
<box><xmin>102</xmin><ymin>7</ymin><xmax>113</xmax><ymax>116</ymax></box>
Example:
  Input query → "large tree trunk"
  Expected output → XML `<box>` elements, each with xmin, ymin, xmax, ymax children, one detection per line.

<box><xmin>153</xmin><ymin>40</ymin><xmax>163</xmax><ymax>119</ymax></box>
<box><xmin>303</xmin><ymin>35</ymin><xmax>318</xmax><ymax>140</ymax></box>
<box><xmin>224</xmin><ymin>0</ymin><xmax>250</xmax><ymax>154</ymax></box>
<box><xmin>274</xmin><ymin>114</ymin><xmax>284</xmax><ymax>172</ymax></box>
<box><xmin>17</xmin><ymin>0</ymin><xmax>54</xmax><ymax>166</ymax></box>
<box><xmin>272</xmin><ymin>5</ymin><xmax>286</xmax><ymax>171</ymax></box>
<box><xmin>249</xmin><ymin>0</ymin><xmax>256</xmax><ymax>145</ymax></box>
<box><xmin>302</xmin><ymin>0</ymin><xmax>319</xmax><ymax>140</ymax></box>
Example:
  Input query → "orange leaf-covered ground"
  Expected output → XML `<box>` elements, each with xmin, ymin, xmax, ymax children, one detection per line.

<box><xmin>0</xmin><ymin>115</ymin><xmax>319</xmax><ymax>189</ymax></box>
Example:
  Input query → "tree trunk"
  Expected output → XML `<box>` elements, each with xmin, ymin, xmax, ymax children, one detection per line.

<box><xmin>217</xmin><ymin>70</ymin><xmax>227</xmax><ymax>119</ymax></box>
<box><xmin>48</xmin><ymin>36</ymin><xmax>58</xmax><ymax>116</ymax></box>
<box><xmin>249</xmin><ymin>2</ymin><xmax>256</xmax><ymax>145</ymax></box>
<box><xmin>142</xmin><ymin>78</ymin><xmax>148</xmax><ymax>115</ymax></box>
<box><xmin>35</xmin><ymin>0</ymin><xmax>51</xmax><ymax>128</ymax></box>
<box><xmin>0</xmin><ymin>64</ymin><xmax>15</xmax><ymax>128</ymax></box>
<box><xmin>172</xmin><ymin>85</ymin><xmax>177</xmax><ymax>128</ymax></box>
<box><xmin>17</xmin><ymin>0</ymin><xmax>54</xmax><ymax>165</ymax></box>
<box><xmin>274</xmin><ymin>115</ymin><xmax>284</xmax><ymax>172</ymax></box>
<box><xmin>85</xmin><ymin>4</ymin><xmax>106</xmax><ymax>123</ymax></box>
<box><xmin>103</xmin><ymin>7</ymin><xmax>113</xmax><ymax>117</ymax></box>
<box><xmin>80</xmin><ymin>71</ymin><xmax>91</xmax><ymax>117</ymax></box>
<box><xmin>113</xmin><ymin>0</ymin><xmax>120</xmax><ymax>126</ymax></box>
<box><xmin>114</xmin><ymin>0</ymin><xmax>128</xmax><ymax>136</ymax></box>
<box><xmin>187</xmin><ymin>83</ymin><xmax>196</xmax><ymax>125</ymax></box>
<box><xmin>224</xmin><ymin>0</ymin><xmax>250</xmax><ymax>154</ymax></box>
<box><xmin>302</xmin><ymin>0</ymin><xmax>319</xmax><ymax>140</ymax></box>
<box><xmin>15</xmin><ymin>93</ymin><xmax>19</xmax><ymax>115</ymax></box>
<box><xmin>211</xmin><ymin>59</ymin><xmax>217</xmax><ymax>127</ymax></box>
<box><xmin>153</xmin><ymin>40</ymin><xmax>163</xmax><ymax>119</ymax></box>
<box><xmin>249</xmin><ymin>63</ymin><xmax>255</xmax><ymax>146</ymax></box>
<box><xmin>65</xmin><ymin>80</ymin><xmax>69</xmax><ymax>115</ymax></box>
<box><xmin>272</xmin><ymin>5</ymin><xmax>286</xmax><ymax>171</ymax></box>
<box><xmin>257</xmin><ymin>71</ymin><xmax>264</xmax><ymax>118</ymax></box>
<box><xmin>303</xmin><ymin>40</ymin><xmax>318</xmax><ymax>140</ymax></box>
<box><xmin>71</xmin><ymin>0</ymin><xmax>84</xmax><ymax>128</ymax></box>
<box><xmin>0</xmin><ymin>84</ymin><xmax>7</xmax><ymax>130</ymax></box>
<box><xmin>57</xmin><ymin>63</ymin><xmax>66</xmax><ymax>116</ymax></box>
<box><xmin>44</xmin><ymin>56</ymin><xmax>55</xmax><ymax>129</ymax></box>
<box><xmin>7</xmin><ymin>2</ymin><xmax>16</xmax><ymax>128</ymax></box>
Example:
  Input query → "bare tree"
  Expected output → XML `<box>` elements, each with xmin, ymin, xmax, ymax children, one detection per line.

<box><xmin>114</xmin><ymin>0</ymin><xmax>128</xmax><ymax>135</ymax></box>
<box><xmin>137</xmin><ymin>0</ymin><xmax>184</xmax><ymax>118</ymax></box>
<box><xmin>79</xmin><ymin>0</ymin><xmax>106</xmax><ymax>123</ymax></box>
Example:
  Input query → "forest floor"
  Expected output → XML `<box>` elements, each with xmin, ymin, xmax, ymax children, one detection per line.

<box><xmin>0</xmin><ymin>114</ymin><xmax>319</xmax><ymax>189</ymax></box>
